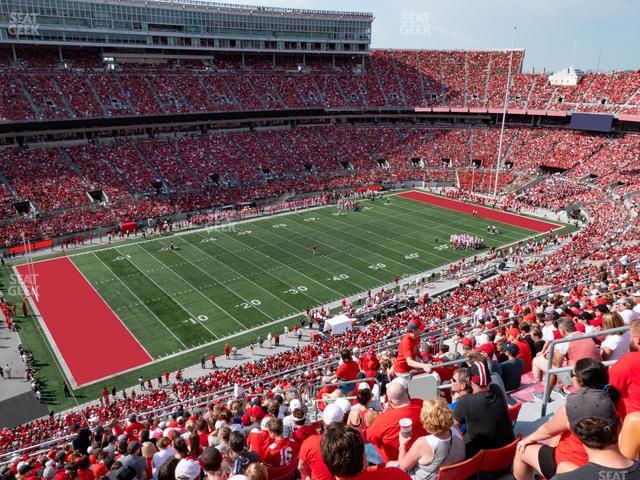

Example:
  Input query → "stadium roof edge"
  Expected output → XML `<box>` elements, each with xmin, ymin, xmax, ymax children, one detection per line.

<box><xmin>72</xmin><ymin>0</ymin><xmax>374</xmax><ymax>20</ymax></box>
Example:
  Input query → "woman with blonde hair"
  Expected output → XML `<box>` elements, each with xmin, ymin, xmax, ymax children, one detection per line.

<box><xmin>244</xmin><ymin>462</ymin><xmax>268</xmax><ymax>480</ymax></box>
<box><xmin>600</xmin><ymin>311</ymin><xmax>629</xmax><ymax>361</ymax></box>
<box><xmin>390</xmin><ymin>397</ymin><xmax>465</xmax><ymax>480</ymax></box>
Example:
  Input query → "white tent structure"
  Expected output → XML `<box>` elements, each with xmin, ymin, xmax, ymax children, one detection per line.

<box><xmin>323</xmin><ymin>314</ymin><xmax>354</xmax><ymax>336</ymax></box>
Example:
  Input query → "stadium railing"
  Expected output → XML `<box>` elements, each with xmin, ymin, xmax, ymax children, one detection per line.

<box><xmin>540</xmin><ymin>325</ymin><xmax>629</xmax><ymax>416</ymax></box>
<box><xmin>307</xmin><ymin>376</ymin><xmax>382</xmax><ymax>419</ymax></box>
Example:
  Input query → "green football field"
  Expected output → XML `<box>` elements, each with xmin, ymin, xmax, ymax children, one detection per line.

<box><xmin>4</xmin><ymin>193</ymin><xmax>565</xmax><ymax>410</ymax></box>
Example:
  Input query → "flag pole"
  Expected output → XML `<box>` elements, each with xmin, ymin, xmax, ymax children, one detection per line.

<box><xmin>493</xmin><ymin>26</ymin><xmax>517</xmax><ymax>197</ymax></box>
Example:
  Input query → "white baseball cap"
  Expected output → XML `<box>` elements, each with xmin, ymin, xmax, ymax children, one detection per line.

<box><xmin>334</xmin><ymin>398</ymin><xmax>352</xmax><ymax>415</ymax></box>
<box><xmin>175</xmin><ymin>459</ymin><xmax>201</xmax><ymax>480</ymax></box>
<box><xmin>289</xmin><ymin>399</ymin><xmax>302</xmax><ymax>411</ymax></box>
<box><xmin>322</xmin><ymin>404</ymin><xmax>344</xmax><ymax>425</ymax></box>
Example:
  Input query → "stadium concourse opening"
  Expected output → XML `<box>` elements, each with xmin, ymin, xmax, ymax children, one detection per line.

<box><xmin>15</xmin><ymin>257</ymin><xmax>153</xmax><ymax>387</ymax></box>
<box><xmin>396</xmin><ymin>191</ymin><xmax>562</xmax><ymax>233</ymax></box>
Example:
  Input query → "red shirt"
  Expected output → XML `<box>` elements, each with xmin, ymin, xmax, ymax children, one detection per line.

<box><xmin>263</xmin><ymin>437</ymin><xmax>299</xmax><ymax>468</ymax></box>
<box><xmin>198</xmin><ymin>432</ymin><xmax>209</xmax><ymax>448</ymax></box>
<box><xmin>514</xmin><ymin>339</ymin><xmax>532</xmax><ymax>374</ymax></box>
<box><xmin>125</xmin><ymin>422</ymin><xmax>145</xmax><ymax>441</ymax></box>
<box><xmin>77</xmin><ymin>468</ymin><xmax>95</xmax><ymax>480</ymax></box>
<box><xmin>351</xmin><ymin>467</ymin><xmax>411</xmax><ymax>480</ymax></box>
<box><xmin>247</xmin><ymin>429</ymin><xmax>271</xmax><ymax>460</ymax></box>
<box><xmin>365</xmin><ymin>398</ymin><xmax>427</xmax><ymax>462</ymax></box>
<box><xmin>299</xmin><ymin>434</ymin><xmax>335</xmax><ymax>480</ymax></box>
<box><xmin>290</xmin><ymin>424</ymin><xmax>318</xmax><ymax>446</ymax></box>
<box><xmin>361</xmin><ymin>354</ymin><xmax>380</xmax><ymax>378</ymax></box>
<box><xmin>336</xmin><ymin>360</ymin><xmax>360</xmax><ymax>382</ymax></box>
<box><xmin>92</xmin><ymin>462</ymin><xmax>109</xmax><ymax>479</ymax></box>
<box><xmin>609</xmin><ymin>351</ymin><xmax>640</xmax><ymax>419</ymax></box>
<box><xmin>554</xmin><ymin>430</ymin><xmax>588</xmax><ymax>467</ymax></box>
<box><xmin>393</xmin><ymin>334</ymin><xmax>420</xmax><ymax>374</ymax></box>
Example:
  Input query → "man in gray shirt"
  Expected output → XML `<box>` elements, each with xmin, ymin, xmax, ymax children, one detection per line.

<box><xmin>120</xmin><ymin>441</ymin><xmax>147</xmax><ymax>480</ymax></box>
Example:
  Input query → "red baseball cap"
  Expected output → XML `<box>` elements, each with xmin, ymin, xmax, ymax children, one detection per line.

<box><xmin>476</xmin><ymin>343</ymin><xmax>494</xmax><ymax>356</ymax></box>
<box><xmin>247</xmin><ymin>406</ymin><xmax>265</xmax><ymax>420</ymax></box>
<box><xmin>589</xmin><ymin>317</ymin><xmax>602</xmax><ymax>327</ymax></box>
<box><xmin>506</xmin><ymin>328</ymin><xmax>520</xmax><ymax>338</ymax></box>
<box><xmin>461</xmin><ymin>338</ymin><xmax>473</xmax><ymax>348</ymax></box>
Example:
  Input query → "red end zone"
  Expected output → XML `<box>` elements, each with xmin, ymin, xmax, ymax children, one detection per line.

<box><xmin>397</xmin><ymin>191</ymin><xmax>561</xmax><ymax>233</ymax></box>
<box><xmin>16</xmin><ymin>257</ymin><xmax>152</xmax><ymax>387</ymax></box>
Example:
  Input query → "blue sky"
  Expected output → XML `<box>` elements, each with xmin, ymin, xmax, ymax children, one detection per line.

<box><xmin>231</xmin><ymin>0</ymin><xmax>639</xmax><ymax>73</ymax></box>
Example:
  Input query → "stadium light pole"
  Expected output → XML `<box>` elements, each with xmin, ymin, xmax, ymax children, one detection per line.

<box><xmin>493</xmin><ymin>26</ymin><xmax>517</xmax><ymax>197</ymax></box>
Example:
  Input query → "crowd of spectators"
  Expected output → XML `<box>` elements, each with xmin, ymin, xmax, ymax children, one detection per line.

<box><xmin>515</xmin><ymin>177</ymin><xmax>600</xmax><ymax>210</ymax></box>
<box><xmin>2</xmin><ymin>126</ymin><xmax>640</xmax><ymax>249</ymax></box>
<box><xmin>2</xmin><ymin>49</ymin><xmax>640</xmax><ymax>121</ymax></box>
<box><xmin>3</xmin><ymin>275</ymin><xmax>640</xmax><ymax>479</ymax></box>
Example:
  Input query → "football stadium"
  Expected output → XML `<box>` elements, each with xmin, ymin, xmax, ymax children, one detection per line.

<box><xmin>0</xmin><ymin>0</ymin><xmax>639</xmax><ymax>479</ymax></box>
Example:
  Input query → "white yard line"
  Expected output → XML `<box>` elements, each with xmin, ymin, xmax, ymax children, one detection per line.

<box><xmin>92</xmin><ymin>252</ymin><xmax>188</xmax><ymax>349</ymax></box>
<box><xmin>118</xmin><ymin>245</ymin><xmax>223</xmax><ymax>339</ymax></box>
<box><xmin>158</xmin><ymin>238</ymin><xmax>302</xmax><ymax>323</ymax></box>
<box><xmin>384</xmin><ymin>199</ymin><xmax>530</xmax><ymax>241</ymax></box>
<box><xmin>318</xmin><ymin>208</ymin><xmax>449</xmax><ymax>267</ymax></box>
<box><xmin>235</xmin><ymin>220</ymin><xmax>374</xmax><ymax>291</ymax></box>
<box><xmin>189</xmin><ymin>230</ymin><xmax>345</xmax><ymax>301</ymax></box>
<box><xmin>363</xmin><ymin>206</ymin><xmax>526</xmax><ymax>261</ymax></box>
<box><xmin>280</xmin><ymin>212</ymin><xmax>415</xmax><ymax>276</ymax></box>
<box><xmin>131</xmin><ymin>242</ymin><xmax>248</xmax><ymax>331</ymax></box>
<box><xmin>259</xmin><ymin>218</ymin><xmax>393</xmax><ymax>284</ymax></box>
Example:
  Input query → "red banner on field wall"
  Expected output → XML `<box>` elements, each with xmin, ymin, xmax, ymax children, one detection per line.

<box><xmin>9</xmin><ymin>239</ymin><xmax>53</xmax><ymax>255</ymax></box>
<box><xmin>355</xmin><ymin>185</ymin><xmax>382</xmax><ymax>192</ymax></box>
<box><xmin>120</xmin><ymin>222</ymin><xmax>137</xmax><ymax>234</ymax></box>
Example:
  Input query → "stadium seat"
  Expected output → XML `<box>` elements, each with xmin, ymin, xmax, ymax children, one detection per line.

<box><xmin>478</xmin><ymin>435</ymin><xmax>522</xmax><ymax>480</ymax></box>
<box><xmin>508</xmin><ymin>401</ymin><xmax>523</xmax><ymax>426</ymax></box>
<box><xmin>436</xmin><ymin>451</ymin><xmax>483</xmax><ymax>480</ymax></box>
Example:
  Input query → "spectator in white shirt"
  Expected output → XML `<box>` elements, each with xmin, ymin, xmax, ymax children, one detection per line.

<box><xmin>615</xmin><ymin>298</ymin><xmax>639</xmax><ymax>325</ymax></box>
<box><xmin>541</xmin><ymin>314</ymin><xmax>558</xmax><ymax>343</ymax></box>
<box><xmin>632</xmin><ymin>291</ymin><xmax>640</xmax><ymax>315</ymax></box>
<box><xmin>152</xmin><ymin>437</ymin><xmax>176</xmax><ymax>480</ymax></box>
<box><xmin>600</xmin><ymin>312</ymin><xmax>630</xmax><ymax>362</ymax></box>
